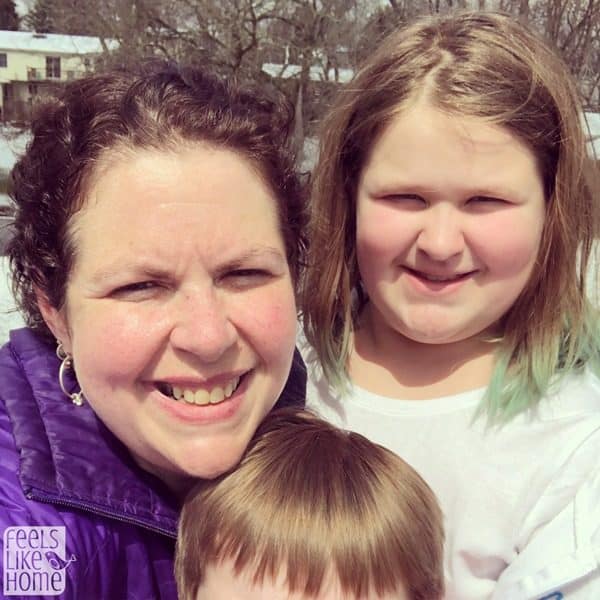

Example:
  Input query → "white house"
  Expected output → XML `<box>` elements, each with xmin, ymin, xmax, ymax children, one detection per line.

<box><xmin>0</xmin><ymin>30</ymin><xmax>116</xmax><ymax>121</ymax></box>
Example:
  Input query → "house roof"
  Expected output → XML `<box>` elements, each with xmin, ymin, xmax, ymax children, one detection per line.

<box><xmin>0</xmin><ymin>30</ymin><xmax>115</xmax><ymax>54</ymax></box>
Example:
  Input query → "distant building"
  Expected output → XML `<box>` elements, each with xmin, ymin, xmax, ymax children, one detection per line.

<box><xmin>0</xmin><ymin>30</ymin><xmax>116</xmax><ymax>122</ymax></box>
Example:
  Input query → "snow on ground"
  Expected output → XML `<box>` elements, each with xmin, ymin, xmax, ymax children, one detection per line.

<box><xmin>0</xmin><ymin>257</ymin><xmax>25</xmax><ymax>341</ymax></box>
<box><xmin>584</xmin><ymin>112</ymin><xmax>600</xmax><ymax>158</ymax></box>
<box><xmin>0</xmin><ymin>126</ymin><xmax>29</xmax><ymax>172</ymax></box>
<box><xmin>0</xmin><ymin>126</ymin><xmax>29</xmax><ymax>208</ymax></box>
<box><xmin>301</xmin><ymin>136</ymin><xmax>318</xmax><ymax>172</ymax></box>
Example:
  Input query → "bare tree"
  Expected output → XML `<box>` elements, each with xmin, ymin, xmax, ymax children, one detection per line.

<box><xmin>533</xmin><ymin>0</ymin><xmax>600</xmax><ymax>106</ymax></box>
<box><xmin>21</xmin><ymin>0</ymin><xmax>600</xmax><ymax>135</ymax></box>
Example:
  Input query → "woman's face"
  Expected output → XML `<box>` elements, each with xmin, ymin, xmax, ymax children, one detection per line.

<box><xmin>355</xmin><ymin>101</ymin><xmax>546</xmax><ymax>345</ymax></box>
<box><xmin>41</xmin><ymin>144</ymin><xmax>297</xmax><ymax>488</ymax></box>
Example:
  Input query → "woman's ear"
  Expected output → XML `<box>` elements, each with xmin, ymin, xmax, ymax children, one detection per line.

<box><xmin>35</xmin><ymin>288</ymin><xmax>72</xmax><ymax>352</ymax></box>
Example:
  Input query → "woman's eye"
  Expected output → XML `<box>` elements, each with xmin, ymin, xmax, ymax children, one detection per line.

<box><xmin>223</xmin><ymin>269</ymin><xmax>272</xmax><ymax>288</ymax></box>
<box><xmin>111</xmin><ymin>281</ymin><xmax>160</xmax><ymax>298</ymax></box>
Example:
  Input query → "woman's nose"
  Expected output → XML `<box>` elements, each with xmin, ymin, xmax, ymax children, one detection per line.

<box><xmin>169</xmin><ymin>288</ymin><xmax>238</xmax><ymax>363</ymax></box>
<box><xmin>416</xmin><ymin>205</ymin><xmax>465</xmax><ymax>261</ymax></box>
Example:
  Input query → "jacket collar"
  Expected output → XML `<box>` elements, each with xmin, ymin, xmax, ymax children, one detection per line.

<box><xmin>5</xmin><ymin>328</ymin><xmax>179</xmax><ymax>538</ymax></box>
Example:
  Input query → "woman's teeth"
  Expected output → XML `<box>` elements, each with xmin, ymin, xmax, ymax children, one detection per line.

<box><xmin>159</xmin><ymin>376</ymin><xmax>241</xmax><ymax>406</ymax></box>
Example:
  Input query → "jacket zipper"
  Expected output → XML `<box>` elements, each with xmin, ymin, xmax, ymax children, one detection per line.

<box><xmin>25</xmin><ymin>489</ymin><xmax>177</xmax><ymax>540</ymax></box>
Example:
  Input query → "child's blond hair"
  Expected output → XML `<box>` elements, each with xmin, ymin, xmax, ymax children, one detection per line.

<box><xmin>175</xmin><ymin>408</ymin><xmax>444</xmax><ymax>600</ymax></box>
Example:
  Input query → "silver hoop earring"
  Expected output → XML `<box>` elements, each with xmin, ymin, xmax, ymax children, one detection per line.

<box><xmin>56</xmin><ymin>341</ymin><xmax>84</xmax><ymax>406</ymax></box>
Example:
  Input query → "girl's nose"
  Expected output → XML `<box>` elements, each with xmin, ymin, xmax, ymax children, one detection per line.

<box><xmin>416</xmin><ymin>205</ymin><xmax>465</xmax><ymax>261</ymax></box>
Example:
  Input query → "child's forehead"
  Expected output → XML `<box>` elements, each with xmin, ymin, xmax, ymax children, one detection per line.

<box><xmin>196</xmin><ymin>557</ymin><xmax>408</xmax><ymax>600</ymax></box>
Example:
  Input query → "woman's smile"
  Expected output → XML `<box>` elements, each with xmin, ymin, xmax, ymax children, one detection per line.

<box><xmin>154</xmin><ymin>373</ymin><xmax>245</xmax><ymax>405</ymax></box>
<box><xmin>146</xmin><ymin>369</ymin><xmax>253</xmax><ymax>425</ymax></box>
<box><xmin>148</xmin><ymin>371</ymin><xmax>252</xmax><ymax>426</ymax></box>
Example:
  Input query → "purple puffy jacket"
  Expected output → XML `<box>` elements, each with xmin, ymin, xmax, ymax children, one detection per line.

<box><xmin>0</xmin><ymin>328</ymin><xmax>305</xmax><ymax>599</ymax></box>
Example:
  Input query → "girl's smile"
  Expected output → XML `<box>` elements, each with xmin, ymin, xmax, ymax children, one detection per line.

<box><xmin>401</xmin><ymin>265</ymin><xmax>479</xmax><ymax>295</ymax></box>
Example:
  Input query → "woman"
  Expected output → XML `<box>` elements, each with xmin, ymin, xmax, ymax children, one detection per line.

<box><xmin>0</xmin><ymin>62</ymin><xmax>306</xmax><ymax>599</ymax></box>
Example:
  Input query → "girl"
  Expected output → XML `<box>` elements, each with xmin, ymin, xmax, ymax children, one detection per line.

<box><xmin>301</xmin><ymin>12</ymin><xmax>600</xmax><ymax>600</ymax></box>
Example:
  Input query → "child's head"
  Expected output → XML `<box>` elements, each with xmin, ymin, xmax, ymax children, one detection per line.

<box><xmin>303</xmin><ymin>11</ymin><xmax>600</xmax><ymax>417</ymax></box>
<box><xmin>175</xmin><ymin>408</ymin><xmax>444</xmax><ymax>600</ymax></box>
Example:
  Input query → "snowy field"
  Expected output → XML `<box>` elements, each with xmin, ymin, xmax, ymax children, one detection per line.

<box><xmin>0</xmin><ymin>102</ymin><xmax>31</xmax><ymax>339</ymax></box>
<box><xmin>585</xmin><ymin>112</ymin><xmax>600</xmax><ymax>158</ymax></box>
<box><xmin>0</xmin><ymin>126</ymin><xmax>29</xmax><ymax>208</ymax></box>
<box><xmin>0</xmin><ymin>257</ymin><xmax>24</xmax><ymax>340</ymax></box>
<box><xmin>0</xmin><ymin>126</ymin><xmax>28</xmax><ymax>173</ymax></box>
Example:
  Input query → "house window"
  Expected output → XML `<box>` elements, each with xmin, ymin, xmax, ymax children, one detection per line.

<box><xmin>28</xmin><ymin>83</ymin><xmax>38</xmax><ymax>95</ymax></box>
<box><xmin>46</xmin><ymin>56</ymin><xmax>61</xmax><ymax>79</ymax></box>
<box><xmin>0</xmin><ymin>54</ymin><xmax>6</xmax><ymax>68</ymax></box>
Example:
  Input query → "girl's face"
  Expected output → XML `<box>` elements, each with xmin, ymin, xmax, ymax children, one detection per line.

<box><xmin>355</xmin><ymin>101</ymin><xmax>546</xmax><ymax>345</ymax></box>
<box><xmin>40</xmin><ymin>145</ymin><xmax>297</xmax><ymax>490</ymax></box>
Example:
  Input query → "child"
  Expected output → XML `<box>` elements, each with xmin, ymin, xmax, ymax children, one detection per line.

<box><xmin>175</xmin><ymin>408</ymin><xmax>444</xmax><ymax>600</ymax></box>
<box><xmin>301</xmin><ymin>11</ymin><xmax>600</xmax><ymax>600</ymax></box>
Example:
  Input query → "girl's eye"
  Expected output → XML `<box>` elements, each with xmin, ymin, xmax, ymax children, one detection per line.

<box><xmin>468</xmin><ymin>195</ymin><xmax>509</xmax><ymax>205</ymax></box>
<box><xmin>382</xmin><ymin>194</ymin><xmax>427</xmax><ymax>207</ymax></box>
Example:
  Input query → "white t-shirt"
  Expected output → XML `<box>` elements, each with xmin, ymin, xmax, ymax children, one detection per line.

<box><xmin>301</xmin><ymin>343</ymin><xmax>600</xmax><ymax>600</ymax></box>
